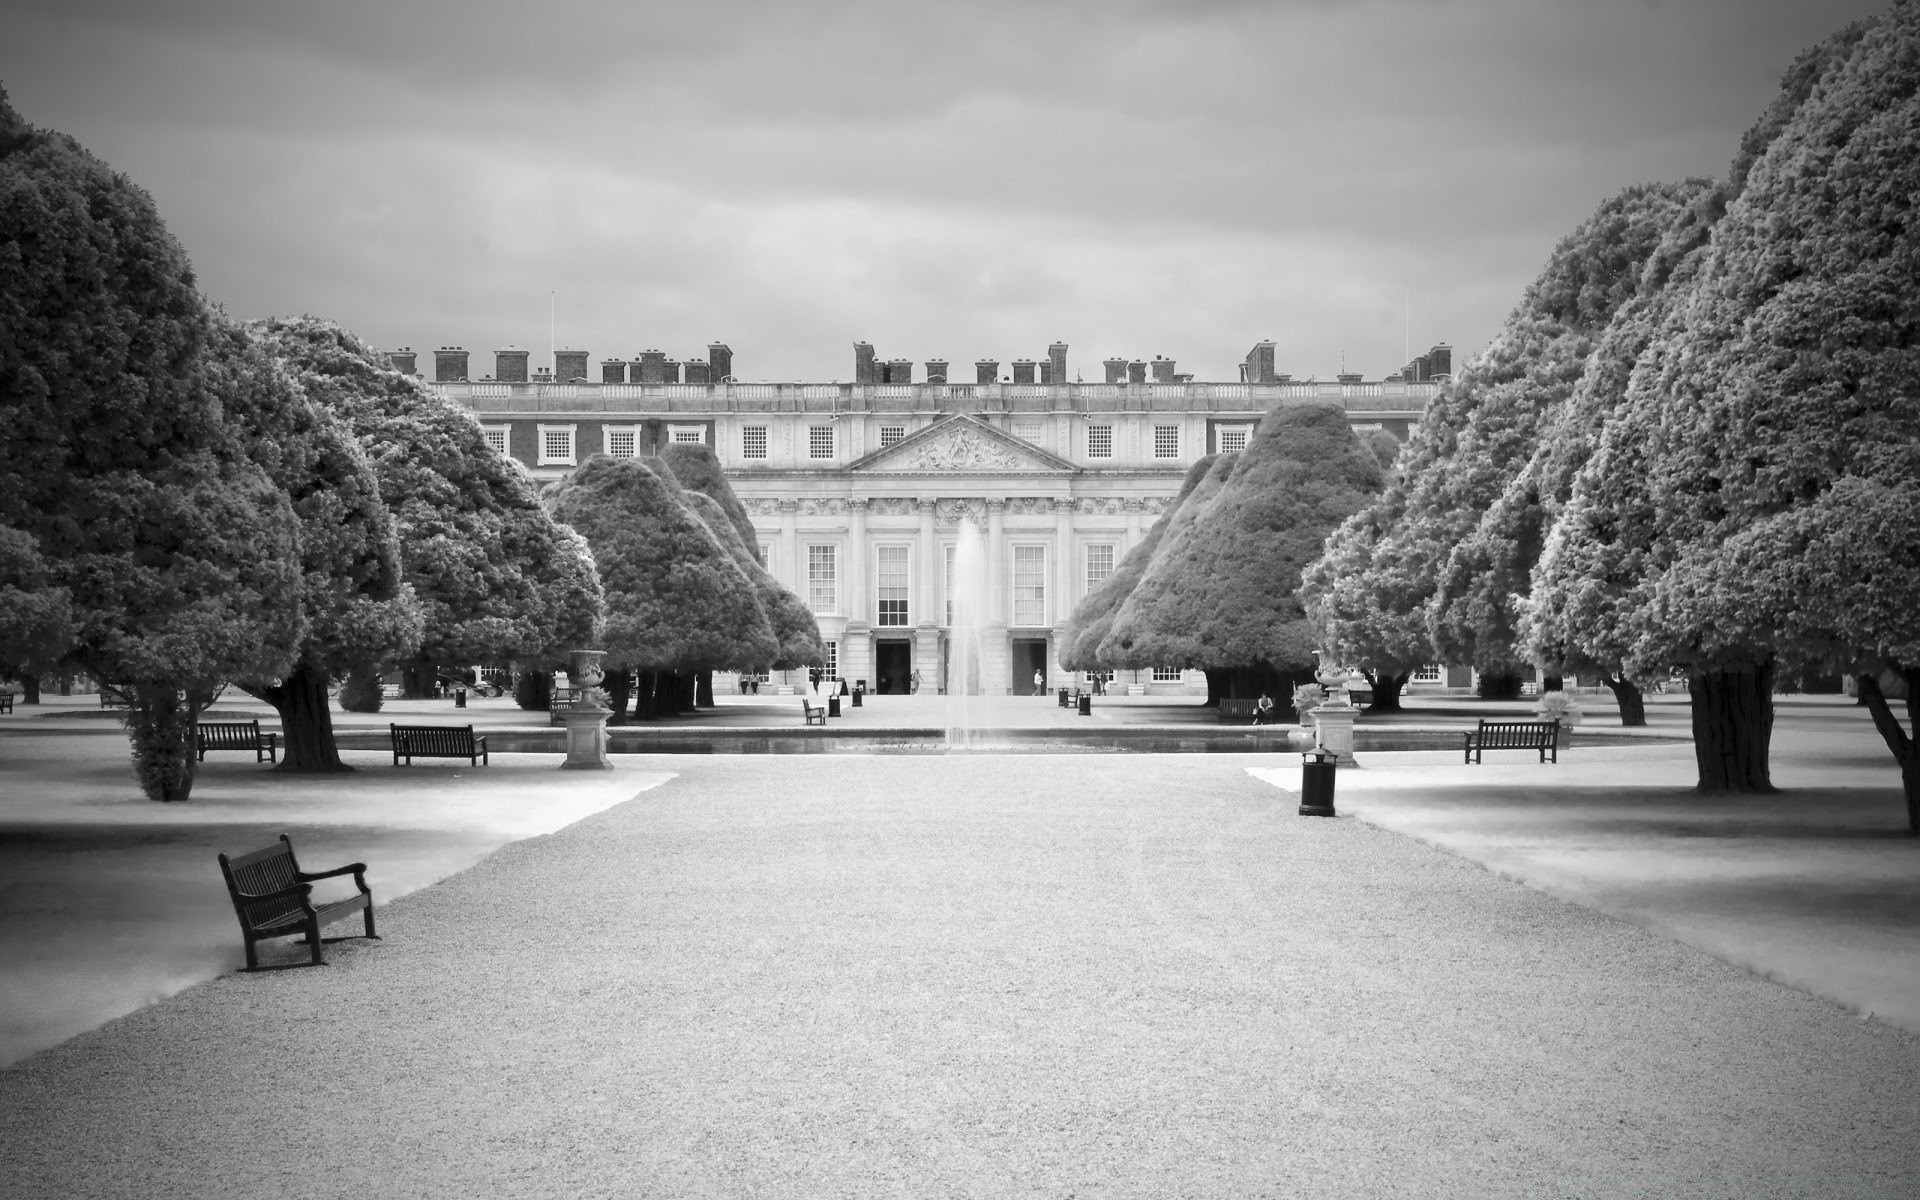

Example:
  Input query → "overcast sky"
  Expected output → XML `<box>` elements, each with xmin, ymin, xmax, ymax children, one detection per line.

<box><xmin>1</xmin><ymin>0</ymin><xmax>1884</xmax><ymax>382</ymax></box>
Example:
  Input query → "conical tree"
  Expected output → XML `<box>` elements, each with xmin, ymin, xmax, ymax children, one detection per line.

<box><xmin>546</xmin><ymin>455</ymin><xmax>778</xmax><ymax>720</ymax></box>
<box><xmin>0</xmin><ymin>87</ymin><xmax>305</xmax><ymax>801</ymax></box>
<box><xmin>251</xmin><ymin>317</ymin><xmax>604</xmax><ymax>697</ymax></box>
<box><xmin>1100</xmin><ymin>403</ymin><xmax>1384</xmax><ymax>715</ymax></box>
<box><xmin>1059</xmin><ymin>455</ymin><xmax>1217</xmax><ymax>675</ymax></box>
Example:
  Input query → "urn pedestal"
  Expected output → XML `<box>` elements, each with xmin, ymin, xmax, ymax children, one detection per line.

<box><xmin>560</xmin><ymin>650</ymin><xmax>614</xmax><ymax>771</ymax></box>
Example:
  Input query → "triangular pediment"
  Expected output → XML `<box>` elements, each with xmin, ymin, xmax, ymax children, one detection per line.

<box><xmin>848</xmin><ymin>414</ymin><xmax>1077</xmax><ymax>475</ymax></box>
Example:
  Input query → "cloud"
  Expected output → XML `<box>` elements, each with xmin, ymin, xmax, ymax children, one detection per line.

<box><xmin>0</xmin><ymin>0</ymin><xmax>1887</xmax><ymax>379</ymax></box>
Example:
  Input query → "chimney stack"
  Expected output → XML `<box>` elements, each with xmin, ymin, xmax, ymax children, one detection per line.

<box><xmin>885</xmin><ymin>358</ymin><xmax>914</xmax><ymax>385</ymax></box>
<box><xmin>555</xmin><ymin>349</ymin><xmax>588</xmax><ymax>382</ymax></box>
<box><xmin>1337</xmin><ymin>371</ymin><xmax>1363</xmax><ymax>385</ymax></box>
<box><xmin>975</xmin><ymin>359</ymin><xmax>999</xmax><ymax>384</ymax></box>
<box><xmin>708</xmin><ymin>343</ymin><xmax>733</xmax><ymax>382</ymax></box>
<box><xmin>1426</xmin><ymin>343</ymin><xmax>1452</xmax><ymax>379</ymax></box>
<box><xmin>1011</xmin><ymin>359</ymin><xmax>1037</xmax><ymax>385</ymax></box>
<box><xmin>1048</xmin><ymin>342</ymin><xmax>1068</xmax><ymax>385</ymax></box>
<box><xmin>434</xmin><ymin>347</ymin><xmax>469</xmax><ymax>382</ymax></box>
<box><xmin>925</xmin><ymin>359</ymin><xmax>949</xmax><ymax>384</ymax></box>
<box><xmin>1244</xmin><ymin>341</ymin><xmax>1277</xmax><ymax>384</ymax></box>
<box><xmin>854</xmin><ymin>342</ymin><xmax>877</xmax><ymax>385</ymax></box>
<box><xmin>600</xmin><ymin>360</ymin><xmax>627</xmax><ymax>384</ymax></box>
<box><xmin>638</xmin><ymin>350</ymin><xmax>668</xmax><ymax>384</ymax></box>
<box><xmin>660</xmin><ymin>360</ymin><xmax>681</xmax><ymax>384</ymax></box>
<box><xmin>683</xmin><ymin>360</ymin><xmax>712</xmax><ymax>385</ymax></box>
<box><xmin>1151</xmin><ymin>356</ymin><xmax>1176</xmax><ymax>383</ymax></box>
<box><xmin>1127</xmin><ymin>360</ymin><xmax>1148</xmax><ymax>385</ymax></box>
<box><xmin>494</xmin><ymin>347</ymin><xmax>530</xmax><ymax>383</ymax></box>
<box><xmin>386</xmin><ymin>347</ymin><xmax>417</xmax><ymax>375</ymax></box>
<box><xmin>1103</xmin><ymin>357</ymin><xmax>1128</xmax><ymax>384</ymax></box>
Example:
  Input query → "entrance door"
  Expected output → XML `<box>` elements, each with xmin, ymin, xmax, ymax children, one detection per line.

<box><xmin>875</xmin><ymin>641</ymin><xmax>913</xmax><ymax>694</ymax></box>
<box><xmin>1011</xmin><ymin>639</ymin><xmax>1050</xmax><ymax>695</ymax></box>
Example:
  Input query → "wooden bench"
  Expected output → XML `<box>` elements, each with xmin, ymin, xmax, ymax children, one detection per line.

<box><xmin>196</xmin><ymin>719</ymin><xmax>278</xmax><ymax>763</ymax></box>
<box><xmin>1463</xmin><ymin>718</ymin><xmax>1560</xmax><ymax>764</ymax></box>
<box><xmin>98</xmin><ymin>686</ymin><xmax>131</xmax><ymax>709</ymax></box>
<box><xmin>217</xmin><ymin>834</ymin><xmax>377</xmax><ymax>970</ymax></box>
<box><xmin>801</xmin><ymin>698</ymin><xmax>826</xmax><ymax>726</ymax></box>
<box><xmin>1218</xmin><ymin>698</ymin><xmax>1259</xmax><ymax>723</ymax></box>
<box><xmin>389</xmin><ymin>723</ymin><xmax>488</xmax><ymax>766</ymax></box>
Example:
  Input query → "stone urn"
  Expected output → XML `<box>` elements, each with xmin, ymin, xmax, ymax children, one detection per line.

<box><xmin>1310</xmin><ymin>654</ymin><xmax>1359</xmax><ymax>766</ymax></box>
<box><xmin>559</xmin><ymin>650</ymin><xmax>613</xmax><ymax>771</ymax></box>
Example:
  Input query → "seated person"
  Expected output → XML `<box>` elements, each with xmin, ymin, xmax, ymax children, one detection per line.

<box><xmin>1251</xmin><ymin>693</ymin><xmax>1277</xmax><ymax>725</ymax></box>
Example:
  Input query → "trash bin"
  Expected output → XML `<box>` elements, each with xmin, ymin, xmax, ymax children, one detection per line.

<box><xmin>850</xmin><ymin>688</ymin><xmax>862</xmax><ymax>708</ymax></box>
<box><xmin>827</xmin><ymin>694</ymin><xmax>841</xmax><ymax>718</ymax></box>
<box><xmin>1299</xmin><ymin>748</ymin><xmax>1336</xmax><ymax>817</ymax></box>
<box><xmin>1058</xmin><ymin>687</ymin><xmax>1070</xmax><ymax>707</ymax></box>
<box><xmin>1077</xmin><ymin>693</ymin><xmax>1092</xmax><ymax>716</ymax></box>
<box><xmin>454</xmin><ymin>688</ymin><xmax>468</xmax><ymax>709</ymax></box>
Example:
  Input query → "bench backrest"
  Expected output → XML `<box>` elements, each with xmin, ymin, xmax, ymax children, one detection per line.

<box><xmin>392</xmin><ymin>725</ymin><xmax>477</xmax><ymax>754</ymax></box>
<box><xmin>218</xmin><ymin>835</ymin><xmax>305</xmax><ymax>929</ymax></box>
<box><xmin>198</xmin><ymin>720</ymin><xmax>262</xmax><ymax>748</ymax></box>
<box><xmin>1474</xmin><ymin>719</ymin><xmax>1559</xmax><ymax>746</ymax></box>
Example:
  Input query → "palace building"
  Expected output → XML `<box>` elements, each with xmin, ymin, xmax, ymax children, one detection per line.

<box><xmin>395</xmin><ymin>340</ymin><xmax>1448</xmax><ymax>696</ymax></box>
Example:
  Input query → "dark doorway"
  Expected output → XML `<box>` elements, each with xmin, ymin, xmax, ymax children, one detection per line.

<box><xmin>875</xmin><ymin>641</ymin><xmax>912</xmax><ymax>694</ymax></box>
<box><xmin>1011</xmin><ymin>639</ymin><xmax>1049</xmax><ymax>695</ymax></box>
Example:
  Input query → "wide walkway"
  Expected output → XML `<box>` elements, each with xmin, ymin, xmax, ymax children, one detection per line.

<box><xmin>3</xmin><ymin>753</ymin><xmax>1915</xmax><ymax>1198</ymax></box>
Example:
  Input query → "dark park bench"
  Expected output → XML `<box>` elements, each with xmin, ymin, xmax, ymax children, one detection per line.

<box><xmin>195</xmin><ymin>720</ymin><xmax>278</xmax><ymax>763</ymax></box>
<box><xmin>1218</xmin><ymin>698</ymin><xmax>1259</xmax><ymax>723</ymax></box>
<box><xmin>389</xmin><ymin>723</ymin><xmax>489</xmax><ymax>766</ymax></box>
<box><xmin>1463</xmin><ymin>718</ymin><xmax>1560</xmax><ymax>764</ymax></box>
<box><xmin>98</xmin><ymin>686</ymin><xmax>131</xmax><ymax>709</ymax></box>
<box><xmin>801</xmin><ymin>697</ymin><xmax>826</xmax><ymax>726</ymax></box>
<box><xmin>217</xmin><ymin>834</ymin><xmax>377</xmax><ymax>970</ymax></box>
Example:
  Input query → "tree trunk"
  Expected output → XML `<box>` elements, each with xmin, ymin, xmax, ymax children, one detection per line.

<box><xmin>696</xmin><ymin>670</ymin><xmax>715</xmax><ymax>708</ymax></box>
<box><xmin>1203</xmin><ymin>669</ymin><xmax>1225</xmax><ymax>708</ymax></box>
<box><xmin>1604</xmin><ymin>676</ymin><xmax>1646</xmax><ymax>727</ymax></box>
<box><xmin>673</xmin><ymin>671</ymin><xmax>699</xmax><ymax>714</ymax></box>
<box><xmin>1476</xmin><ymin>668</ymin><xmax>1523</xmax><ymax>700</ymax></box>
<box><xmin>1856</xmin><ymin>666</ymin><xmax>1919</xmax><ymax>835</ymax></box>
<box><xmin>262</xmin><ymin>662</ymin><xmax>352</xmax><ymax>774</ymax></box>
<box><xmin>401</xmin><ymin>663</ymin><xmax>438</xmax><ymax>700</ymax></box>
<box><xmin>126</xmin><ymin>683</ymin><xmax>200</xmax><ymax>802</ymax></box>
<box><xmin>605</xmin><ymin>669</ymin><xmax>632</xmax><ymax>724</ymax></box>
<box><xmin>1361</xmin><ymin>669</ymin><xmax>1410</xmax><ymax>713</ymax></box>
<box><xmin>21</xmin><ymin>673</ymin><xmax>39</xmax><ymax>705</ymax></box>
<box><xmin>1690</xmin><ymin>663</ymin><xmax>1775</xmax><ymax>793</ymax></box>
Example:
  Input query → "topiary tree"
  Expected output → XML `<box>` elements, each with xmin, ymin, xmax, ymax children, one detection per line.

<box><xmin>1098</xmin><ymin>404</ymin><xmax>1384</xmax><ymax>718</ymax></box>
<box><xmin>0</xmin><ymin>86</ymin><xmax>305</xmax><ymax>801</ymax></box>
<box><xmin>250</xmin><ymin>317</ymin><xmax>603</xmax><ymax>699</ymax></box>
<box><xmin>658</xmin><ymin>443</ymin><xmax>823</xmax><ymax>704</ymax></box>
<box><xmin>1534</xmin><ymin>11</ymin><xmax>1916</xmax><ymax>808</ymax></box>
<box><xmin>1059</xmin><ymin>455</ymin><xmax>1216</xmax><ymax>683</ymax></box>
<box><xmin>546</xmin><ymin>455</ymin><xmax>778</xmax><ymax>721</ymax></box>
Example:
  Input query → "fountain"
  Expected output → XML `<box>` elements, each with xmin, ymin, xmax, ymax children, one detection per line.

<box><xmin>945</xmin><ymin>518</ymin><xmax>992</xmax><ymax>751</ymax></box>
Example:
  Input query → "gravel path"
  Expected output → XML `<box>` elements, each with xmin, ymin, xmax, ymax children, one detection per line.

<box><xmin>3</xmin><ymin>754</ymin><xmax>1915</xmax><ymax>1198</ymax></box>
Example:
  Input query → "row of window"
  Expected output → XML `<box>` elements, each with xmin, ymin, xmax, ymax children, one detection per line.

<box><xmin>790</xmin><ymin>542</ymin><xmax>1120</xmax><ymax>626</ymax></box>
<box><xmin>484</xmin><ymin>421</ymin><xmax>1255</xmax><ymax>466</ymax></box>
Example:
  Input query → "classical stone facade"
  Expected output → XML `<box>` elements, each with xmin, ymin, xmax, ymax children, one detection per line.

<box><xmin>419</xmin><ymin>342</ymin><xmax>1445</xmax><ymax>695</ymax></box>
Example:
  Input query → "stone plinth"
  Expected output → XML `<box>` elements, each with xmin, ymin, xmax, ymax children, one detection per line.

<box><xmin>559</xmin><ymin>704</ymin><xmax>614</xmax><ymax>770</ymax></box>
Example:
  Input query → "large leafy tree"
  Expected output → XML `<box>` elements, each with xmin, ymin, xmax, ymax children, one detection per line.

<box><xmin>546</xmin><ymin>455</ymin><xmax>778</xmax><ymax>721</ymax></box>
<box><xmin>1432</xmin><ymin>180</ymin><xmax>1719</xmax><ymax>723</ymax></box>
<box><xmin>211</xmin><ymin>325</ymin><xmax>423</xmax><ymax>771</ymax></box>
<box><xmin>658</xmin><ymin>444</ymin><xmax>824</xmax><ymax>702</ymax></box>
<box><xmin>250</xmin><ymin>317</ymin><xmax>603</xmax><ymax>700</ymax></box>
<box><xmin>1099</xmin><ymin>404</ymin><xmax>1383</xmax><ymax>714</ymax></box>
<box><xmin>1059</xmin><ymin>456</ymin><xmax>1216</xmax><ymax>680</ymax></box>
<box><xmin>0</xmin><ymin>88</ymin><xmax>304</xmax><ymax>800</ymax></box>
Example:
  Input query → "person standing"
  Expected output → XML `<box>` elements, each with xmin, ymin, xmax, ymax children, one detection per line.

<box><xmin>910</xmin><ymin>669</ymin><xmax>922</xmax><ymax>694</ymax></box>
<box><xmin>1033</xmin><ymin>669</ymin><xmax>1044</xmax><ymax>696</ymax></box>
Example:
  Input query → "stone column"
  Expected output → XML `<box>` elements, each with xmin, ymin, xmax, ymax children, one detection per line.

<box><xmin>914</xmin><ymin>497</ymin><xmax>941</xmax><ymax>689</ymax></box>
<box><xmin>777</xmin><ymin>500</ymin><xmax>801</xmax><ymax>692</ymax></box>
<box><xmin>843</xmin><ymin>498</ymin><xmax>871</xmax><ymax>689</ymax></box>
<box><xmin>1122</xmin><ymin>498</ymin><xmax>1145</xmax><ymax>556</ymax></box>
<box><xmin>984</xmin><ymin>497</ymin><xmax>1011</xmax><ymax>694</ymax></box>
<box><xmin>1050</xmin><ymin>496</ymin><xmax>1075</xmax><ymax>684</ymax></box>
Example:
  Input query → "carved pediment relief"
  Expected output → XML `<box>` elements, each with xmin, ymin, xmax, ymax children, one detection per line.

<box><xmin>851</xmin><ymin>415</ymin><xmax>1076</xmax><ymax>475</ymax></box>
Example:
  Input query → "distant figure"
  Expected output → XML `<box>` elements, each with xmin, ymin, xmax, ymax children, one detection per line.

<box><xmin>810</xmin><ymin>667</ymin><xmax>822</xmax><ymax>690</ymax></box>
<box><xmin>911</xmin><ymin>669</ymin><xmax>922</xmax><ymax>694</ymax></box>
<box><xmin>1033</xmin><ymin>670</ymin><xmax>1045</xmax><ymax>696</ymax></box>
<box><xmin>1251</xmin><ymin>694</ymin><xmax>1277</xmax><ymax>725</ymax></box>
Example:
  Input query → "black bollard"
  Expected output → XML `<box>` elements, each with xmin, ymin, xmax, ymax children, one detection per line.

<box><xmin>1077</xmin><ymin>693</ymin><xmax>1091</xmax><ymax>716</ymax></box>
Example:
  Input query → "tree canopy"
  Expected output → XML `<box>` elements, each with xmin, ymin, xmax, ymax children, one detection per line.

<box><xmin>0</xmin><ymin>86</ymin><xmax>305</xmax><ymax>800</ymax></box>
<box><xmin>250</xmin><ymin>317</ymin><xmax>603</xmax><ymax>672</ymax></box>
<box><xmin>1099</xmin><ymin>404</ymin><xmax>1383</xmax><ymax>697</ymax></box>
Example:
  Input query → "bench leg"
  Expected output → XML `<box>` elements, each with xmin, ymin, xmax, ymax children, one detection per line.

<box><xmin>364</xmin><ymin>903</ymin><xmax>378</xmax><ymax>940</ymax></box>
<box><xmin>243</xmin><ymin>936</ymin><xmax>259</xmax><ymax>972</ymax></box>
